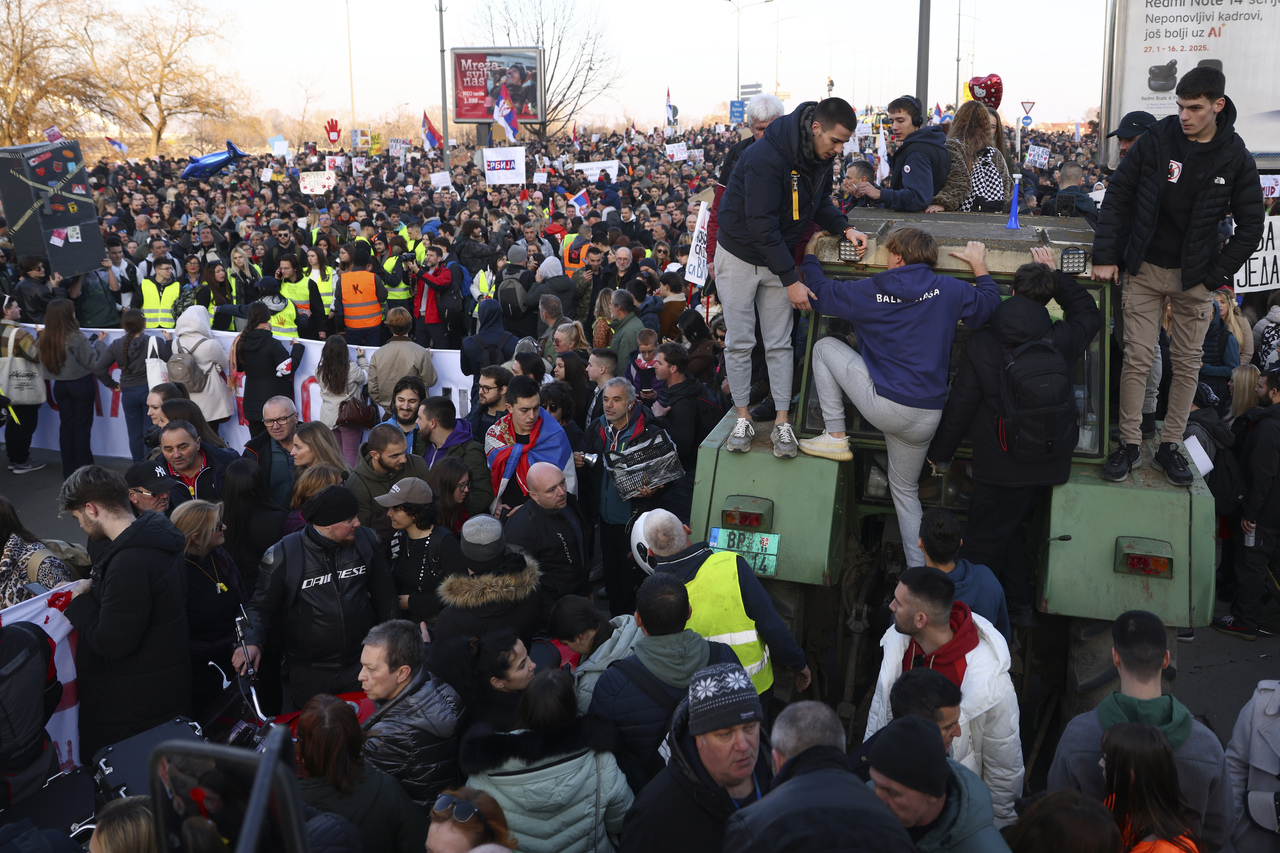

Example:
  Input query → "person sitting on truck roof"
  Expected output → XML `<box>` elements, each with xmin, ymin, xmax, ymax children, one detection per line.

<box><xmin>926</xmin><ymin>249</ymin><xmax>1102</xmax><ymax>628</ymax></box>
<box><xmin>1047</xmin><ymin>610</ymin><xmax>1232</xmax><ymax>851</ymax></box>
<box><xmin>795</xmin><ymin>227</ymin><xmax>1000</xmax><ymax>568</ymax></box>
<box><xmin>918</xmin><ymin>508</ymin><xmax>1010</xmax><ymax>643</ymax></box>
<box><xmin>865</xmin><ymin>566</ymin><xmax>1023</xmax><ymax>827</ymax></box>
<box><xmin>638</xmin><ymin>508</ymin><xmax>811</xmax><ymax>702</ymax></box>
<box><xmin>855</xmin><ymin>96</ymin><xmax>951</xmax><ymax>213</ymax></box>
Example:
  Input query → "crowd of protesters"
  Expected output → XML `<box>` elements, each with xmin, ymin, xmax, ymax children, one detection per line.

<box><xmin>2</xmin><ymin>66</ymin><xmax>1280</xmax><ymax>852</ymax></box>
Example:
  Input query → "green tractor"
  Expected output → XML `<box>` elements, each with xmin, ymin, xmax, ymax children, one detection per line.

<box><xmin>689</xmin><ymin>210</ymin><xmax>1215</xmax><ymax>766</ymax></box>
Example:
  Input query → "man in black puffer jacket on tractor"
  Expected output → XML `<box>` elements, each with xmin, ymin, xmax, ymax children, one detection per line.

<box><xmin>1092</xmin><ymin>65</ymin><xmax>1264</xmax><ymax>487</ymax></box>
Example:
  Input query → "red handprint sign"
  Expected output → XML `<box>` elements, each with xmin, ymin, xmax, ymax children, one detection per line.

<box><xmin>324</xmin><ymin>118</ymin><xmax>341</xmax><ymax>145</ymax></box>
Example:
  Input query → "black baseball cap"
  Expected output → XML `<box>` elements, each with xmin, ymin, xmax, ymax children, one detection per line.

<box><xmin>1108</xmin><ymin>111</ymin><xmax>1157</xmax><ymax>139</ymax></box>
<box><xmin>126</xmin><ymin>459</ymin><xmax>179</xmax><ymax>493</ymax></box>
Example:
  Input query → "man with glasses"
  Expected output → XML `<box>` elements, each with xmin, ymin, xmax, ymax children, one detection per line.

<box><xmin>136</xmin><ymin>237</ymin><xmax>177</xmax><ymax>283</ymax></box>
<box><xmin>467</xmin><ymin>366</ymin><xmax>512</xmax><ymax>436</ymax></box>
<box><xmin>125</xmin><ymin>459</ymin><xmax>177</xmax><ymax>516</ymax></box>
<box><xmin>242</xmin><ymin>396</ymin><xmax>300</xmax><ymax>508</ymax></box>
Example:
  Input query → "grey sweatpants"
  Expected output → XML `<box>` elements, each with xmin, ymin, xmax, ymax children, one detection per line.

<box><xmin>812</xmin><ymin>336</ymin><xmax>941</xmax><ymax>566</ymax></box>
<box><xmin>717</xmin><ymin>247</ymin><xmax>795</xmax><ymax>410</ymax></box>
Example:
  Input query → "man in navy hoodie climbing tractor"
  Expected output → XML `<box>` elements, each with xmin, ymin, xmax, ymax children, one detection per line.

<box><xmin>796</xmin><ymin>227</ymin><xmax>999</xmax><ymax>568</ymax></box>
<box><xmin>855</xmin><ymin>96</ymin><xmax>951</xmax><ymax>213</ymax></box>
<box><xmin>715</xmin><ymin>97</ymin><xmax>868</xmax><ymax>459</ymax></box>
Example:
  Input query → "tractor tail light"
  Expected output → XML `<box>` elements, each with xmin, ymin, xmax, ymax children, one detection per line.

<box><xmin>723</xmin><ymin>510</ymin><xmax>762</xmax><ymax>528</ymax></box>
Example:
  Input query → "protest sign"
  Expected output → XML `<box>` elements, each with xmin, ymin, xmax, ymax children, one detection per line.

<box><xmin>352</xmin><ymin>157</ymin><xmax>367</xmax><ymax>173</ymax></box>
<box><xmin>1234</xmin><ymin>215</ymin><xmax>1280</xmax><ymax>293</ymax></box>
<box><xmin>665</xmin><ymin>142</ymin><xmax>688</xmax><ymax>162</ymax></box>
<box><xmin>533</xmin><ymin>171</ymin><xmax>548</xmax><ymax>185</ymax></box>
<box><xmin>1026</xmin><ymin>145</ymin><xmax>1051</xmax><ymax>168</ymax></box>
<box><xmin>430</xmin><ymin>171</ymin><xmax>453</xmax><ymax>189</ymax></box>
<box><xmin>350</xmin><ymin>128</ymin><xmax>371</xmax><ymax>149</ymax></box>
<box><xmin>568</xmin><ymin>159</ymin><xmax>620</xmax><ymax>182</ymax></box>
<box><xmin>690</xmin><ymin>148</ymin><xmax>705</xmax><ymax>164</ymax></box>
<box><xmin>685</xmin><ymin>202</ymin><xmax>710</xmax><ymax>287</ymax></box>
<box><xmin>1263</xmin><ymin>175</ymin><xmax>1280</xmax><ymax>199</ymax></box>
<box><xmin>324</xmin><ymin>155</ymin><xmax>346</xmax><ymax>172</ymax></box>
<box><xmin>0</xmin><ymin>590</ymin><xmax>78</xmax><ymax>769</ymax></box>
<box><xmin>299</xmin><ymin>171</ymin><xmax>337</xmax><ymax>194</ymax></box>
<box><xmin>259</xmin><ymin>167</ymin><xmax>273</xmax><ymax>182</ymax></box>
<box><xmin>483</xmin><ymin>146</ymin><xmax>527</xmax><ymax>185</ymax></box>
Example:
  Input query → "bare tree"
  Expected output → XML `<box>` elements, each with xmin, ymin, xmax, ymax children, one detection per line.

<box><xmin>287</xmin><ymin>78</ymin><xmax>325</xmax><ymax>150</ymax></box>
<box><xmin>0</xmin><ymin>0</ymin><xmax>111</xmax><ymax>146</ymax></box>
<box><xmin>70</xmin><ymin>4</ymin><xmax>237</xmax><ymax>157</ymax></box>
<box><xmin>471</xmin><ymin>0</ymin><xmax>622</xmax><ymax>138</ymax></box>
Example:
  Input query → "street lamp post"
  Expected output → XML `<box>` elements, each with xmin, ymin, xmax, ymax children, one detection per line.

<box><xmin>345</xmin><ymin>0</ymin><xmax>356</xmax><ymax>128</ymax></box>
<box><xmin>725</xmin><ymin>0</ymin><xmax>773</xmax><ymax>100</ymax></box>
<box><xmin>437</xmin><ymin>0</ymin><xmax>451</xmax><ymax>171</ymax></box>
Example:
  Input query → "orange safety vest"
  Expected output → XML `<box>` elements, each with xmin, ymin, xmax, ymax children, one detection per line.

<box><xmin>562</xmin><ymin>238</ymin><xmax>586</xmax><ymax>273</ymax></box>
<box><xmin>339</xmin><ymin>271</ymin><xmax>382</xmax><ymax>329</ymax></box>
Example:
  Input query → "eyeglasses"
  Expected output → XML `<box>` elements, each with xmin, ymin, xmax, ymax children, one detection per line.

<box><xmin>433</xmin><ymin>795</ymin><xmax>494</xmax><ymax>840</ymax></box>
<box><xmin>478</xmin><ymin>384</ymin><xmax>499</xmax><ymax>392</ymax></box>
<box><xmin>263</xmin><ymin>414</ymin><xmax>297</xmax><ymax>427</ymax></box>
<box><xmin>456</xmin><ymin>481</ymin><xmax>472</xmax><ymax>491</ymax></box>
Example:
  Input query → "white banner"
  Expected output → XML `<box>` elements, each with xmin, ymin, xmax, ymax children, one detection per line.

<box><xmin>352</xmin><ymin>157</ymin><xmax>367</xmax><ymax>173</ymax></box>
<box><xmin>1</xmin><ymin>589</ymin><xmax>79</xmax><ymax>769</ymax></box>
<box><xmin>324</xmin><ymin>156</ymin><xmax>346</xmax><ymax>172</ymax></box>
<box><xmin>28</xmin><ymin>328</ymin><xmax>473</xmax><ymax>458</ymax></box>
<box><xmin>567</xmin><ymin>159</ymin><xmax>621</xmax><ymax>182</ymax></box>
<box><xmin>430</xmin><ymin>171</ymin><xmax>453</xmax><ymax>190</ymax></box>
<box><xmin>299</xmin><ymin>171</ymin><xmax>337</xmax><ymax>195</ymax></box>
<box><xmin>532</xmin><ymin>172</ymin><xmax>548</xmax><ymax>185</ymax></box>
<box><xmin>1025</xmin><ymin>145</ymin><xmax>1051</xmax><ymax>169</ymax></box>
<box><xmin>483</xmin><ymin>146</ymin><xmax>527</xmax><ymax>185</ymax></box>
<box><xmin>1263</xmin><ymin>175</ymin><xmax>1280</xmax><ymax>199</ymax></box>
<box><xmin>665</xmin><ymin>142</ymin><xmax>688</xmax><ymax>162</ymax></box>
<box><xmin>1233</xmin><ymin>214</ymin><xmax>1280</xmax><ymax>293</ymax></box>
<box><xmin>685</xmin><ymin>202</ymin><xmax>710</xmax><ymax>287</ymax></box>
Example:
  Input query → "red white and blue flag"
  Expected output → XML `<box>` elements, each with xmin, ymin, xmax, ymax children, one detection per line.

<box><xmin>423</xmin><ymin>112</ymin><xmax>442</xmax><ymax>150</ymax></box>
<box><xmin>933</xmin><ymin>103</ymin><xmax>943</xmax><ymax>124</ymax></box>
<box><xmin>572</xmin><ymin>122</ymin><xmax>581</xmax><ymax>150</ymax></box>
<box><xmin>485</xmin><ymin>409</ymin><xmax>577</xmax><ymax>506</ymax></box>
<box><xmin>630</xmin><ymin>121</ymin><xmax>638</xmax><ymax>138</ymax></box>
<box><xmin>105</xmin><ymin>137</ymin><xmax>128</xmax><ymax>155</ymax></box>
<box><xmin>1</xmin><ymin>588</ymin><xmax>80</xmax><ymax>770</ymax></box>
<box><xmin>666</xmin><ymin>88</ymin><xmax>673</xmax><ymax>124</ymax></box>
<box><xmin>570</xmin><ymin>189</ymin><xmax>591</xmax><ymax>212</ymax></box>
<box><xmin>494</xmin><ymin>83</ymin><xmax>519</xmax><ymax>142</ymax></box>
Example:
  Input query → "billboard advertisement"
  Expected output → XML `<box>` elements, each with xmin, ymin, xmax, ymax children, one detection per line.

<box><xmin>451</xmin><ymin>47</ymin><xmax>546</xmax><ymax>124</ymax></box>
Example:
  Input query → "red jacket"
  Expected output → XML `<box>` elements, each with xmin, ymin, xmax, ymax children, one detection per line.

<box><xmin>412</xmin><ymin>264</ymin><xmax>453</xmax><ymax>323</ymax></box>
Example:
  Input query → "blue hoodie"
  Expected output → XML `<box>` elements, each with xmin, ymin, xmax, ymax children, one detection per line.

<box><xmin>801</xmin><ymin>255</ymin><xmax>1000</xmax><ymax>409</ymax></box>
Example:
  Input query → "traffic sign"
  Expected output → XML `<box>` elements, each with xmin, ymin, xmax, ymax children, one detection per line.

<box><xmin>1021</xmin><ymin>115</ymin><xmax>1033</xmax><ymax>127</ymax></box>
<box><xmin>729</xmin><ymin>100</ymin><xmax>746</xmax><ymax>124</ymax></box>
<box><xmin>1021</xmin><ymin>101</ymin><xmax>1035</xmax><ymax>115</ymax></box>
<box><xmin>740</xmin><ymin>83</ymin><xmax>762</xmax><ymax>97</ymax></box>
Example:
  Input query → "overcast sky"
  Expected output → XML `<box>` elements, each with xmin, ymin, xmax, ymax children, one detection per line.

<box><xmin>138</xmin><ymin>0</ymin><xmax>1110</xmax><ymax>132</ymax></box>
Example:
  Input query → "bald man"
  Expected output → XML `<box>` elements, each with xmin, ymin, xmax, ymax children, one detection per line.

<box><xmin>504</xmin><ymin>461</ymin><xmax>590</xmax><ymax>609</ymax></box>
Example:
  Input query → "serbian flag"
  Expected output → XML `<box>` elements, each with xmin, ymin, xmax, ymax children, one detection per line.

<box><xmin>494</xmin><ymin>83</ymin><xmax>519</xmax><ymax>142</ymax></box>
<box><xmin>933</xmin><ymin>103</ymin><xmax>943</xmax><ymax>124</ymax></box>
<box><xmin>105</xmin><ymin>137</ymin><xmax>128</xmax><ymax>155</ymax></box>
<box><xmin>1</xmin><ymin>587</ymin><xmax>81</xmax><ymax>769</ymax></box>
<box><xmin>630</xmin><ymin>121</ymin><xmax>638</xmax><ymax>138</ymax></box>
<box><xmin>485</xmin><ymin>409</ymin><xmax>577</xmax><ymax>509</ymax></box>
<box><xmin>665</xmin><ymin>88</ymin><xmax>673</xmax><ymax>124</ymax></box>
<box><xmin>572</xmin><ymin>122</ymin><xmax>581</xmax><ymax>151</ymax></box>
<box><xmin>423</xmin><ymin>112</ymin><xmax>442</xmax><ymax>150</ymax></box>
<box><xmin>570</xmin><ymin>189</ymin><xmax>590</xmax><ymax>212</ymax></box>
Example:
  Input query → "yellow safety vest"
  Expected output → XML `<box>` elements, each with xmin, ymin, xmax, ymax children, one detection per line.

<box><xmin>308</xmin><ymin>268</ymin><xmax>337</xmax><ymax>311</ymax></box>
<box><xmin>280</xmin><ymin>278</ymin><xmax>313</xmax><ymax>314</ymax></box>
<box><xmin>470</xmin><ymin>270</ymin><xmax>492</xmax><ymax>317</ymax></box>
<box><xmin>140</xmin><ymin>279</ymin><xmax>180</xmax><ymax>329</ymax></box>
<box><xmin>684</xmin><ymin>550</ymin><xmax>774</xmax><ymax>693</ymax></box>
<box><xmin>407</xmin><ymin>238</ymin><xmax>428</xmax><ymax>265</ymax></box>
<box><xmin>383</xmin><ymin>256</ymin><xmax>411</xmax><ymax>302</ymax></box>
<box><xmin>268</xmin><ymin>301</ymin><xmax>298</xmax><ymax>338</ymax></box>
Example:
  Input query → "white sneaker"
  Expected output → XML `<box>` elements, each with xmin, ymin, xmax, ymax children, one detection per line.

<box><xmin>9</xmin><ymin>460</ymin><xmax>45</xmax><ymax>474</ymax></box>
<box><xmin>726</xmin><ymin>418</ymin><xmax>755</xmax><ymax>452</ymax></box>
<box><xmin>797</xmin><ymin>431</ymin><xmax>852</xmax><ymax>462</ymax></box>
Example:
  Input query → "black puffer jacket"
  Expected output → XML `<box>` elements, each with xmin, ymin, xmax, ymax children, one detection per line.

<box><xmin>64</xmin><ymin>512</ymin><xmax>191</xmax><ymax>761</ymax></box>
<box><xmin>235</xmin><ymin>328</ymin><xmax>304</xmax><ymax>422</ymax></box>
<box><xmin>362</xmin><ymin>667</ymin><xmax>463</xmax><ymax>806</ymax></box>
<box><xmin>503</xmin><ymin>498</ymin><xmax>589</xmax><ymax>602</ymax></box>
<box><xmin>1239</xmin><ymin>403</ymin><xmax>1280</xmax><ymax>527</ymax></box>
<box><xmin>244</xmin><ymin>526</ymin><xmax>398</xmax><ymax>669</ymax></box>
<box><xmin>722</xmin><ymin>745</ymin><xmax>916</xmax><ymax>853</ymax></box>
<box><xmin>716</xmin><ymin>102</ymin><xmax>851</xmax><ymax>286</ymax></box>
<box><xmin>1092</xmin><ymin>97</ymin><xmax>1264</xmax><ymax>290</ymax></box>
<box><xmin>431</xmin><ymin>551</ymin><xmax>544</xmax><ymax>650</ymax></box>
<box><xmin>928</xmin><ymin>272</ymin><xmax>1102</xmax><ymax>487</ymax></box>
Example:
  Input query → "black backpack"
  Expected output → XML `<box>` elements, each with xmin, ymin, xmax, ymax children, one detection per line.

<box><xmin>1205</xmin><ymin>448</ymin><xmax>1246</xmax><ymax>516</ymax></box>
<box><xmin>437</xmin><ymin>262</ymin><xmax>467</xmax><ymax>322</ymax></box>
<box><xmin>997</xmin><ymin>333</ymin><xmax>1079</xmax><ymax>463</ymax></box>
<box><xmin>477</xmin><ymin>332</ymin><xmax>514</xmax><ymax>370</ymax></box>
<box><xmin>496</xmin><ymin>272</ymin><xmax>528</xmax><ymax>318</ymax></box>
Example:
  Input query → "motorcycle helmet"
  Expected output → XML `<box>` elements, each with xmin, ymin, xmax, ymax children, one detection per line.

<box><xmin>628</xmin><ymin>510</ymin><xmax>657</xmax><ymax>575</ymax></box>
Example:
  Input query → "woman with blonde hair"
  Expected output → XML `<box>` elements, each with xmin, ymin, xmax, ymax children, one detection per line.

<box><xmin>170</xmin><ymin>499</ymin><xmax>245</xmax><ymax>715</ymax></box>
<box><xmin>1214</xmin><ymin>287</ymin><xmax>1254</xmax><ymax>367</ymax></box>
<box><xmin>593</xmin><ymin>288</ymin><xmax>615</xmax><ymax>349</ymax></box>
<box><xmin>290</xmin><ymin>420</ymin><xmax>351</xmax><ymax>475</ymax></box>
<box><xmin>286</xmin><ymin>464</ymin><xmax>347</xmax><ymax>533</ymax></box>
<box><xmin>88</xmin><ymin>796</ymin><xmax>155</xmax><ymax>853</ymax></box>
<box><xmin>1229</xmin><ymin>364</ymin><xmax>1261</xmax><ymax>425</ymax></box>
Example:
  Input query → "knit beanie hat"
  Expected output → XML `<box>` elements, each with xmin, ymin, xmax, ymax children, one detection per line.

<box><xmin>686</xmin><ymin>663</ymin><xmax>763</xmax><ymax>736</ymax></box>
<box><xmin>507</xmin><ymin>245</ymin><xmax>528</xmax><ymax>265</ymax></box>
<box><xmin>301</xmin><ymin>485</ymin><xmax>360</xmax><ymax>527</ymax></box>
<box><xmin>868</xmin><ymin>716</ymin><xmax>950</xmax><ymax>798</ymax></box>
<box><xmin>461</xmin><ymin>514</ymin><xmax>508</xmax><ymax>574</ymax></box>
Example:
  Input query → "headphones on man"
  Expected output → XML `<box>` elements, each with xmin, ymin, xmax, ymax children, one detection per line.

<box><xmin>900</xmin><ymin>95</ymin><xmax>924</xmax><ymax>128</ymax></box>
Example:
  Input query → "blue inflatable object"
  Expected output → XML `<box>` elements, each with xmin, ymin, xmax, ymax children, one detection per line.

<box><xmin>1006</xmin><ymin>174</ymin><xmax>1021</xmax><ymax>230</ymax></box>
<box><xmin>181</xmin><ymin>140</ymin><xmax>248</xmax><ymax>180</ymax></box>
